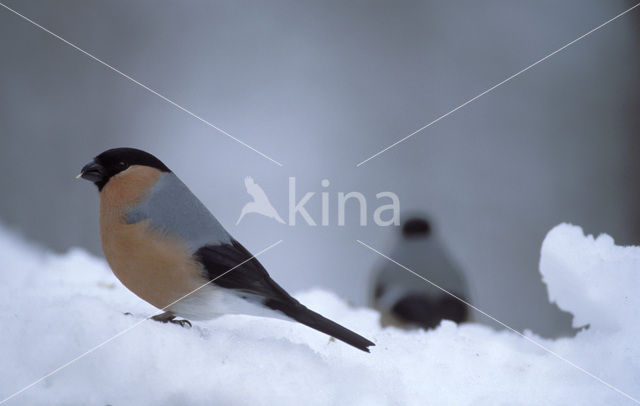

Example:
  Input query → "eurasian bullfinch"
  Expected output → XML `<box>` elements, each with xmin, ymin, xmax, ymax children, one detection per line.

<box><xmin>370</xmin><ymin>216</ymin><xmax>470</xmax><ymax>330</ymax></box>
<box><xmin>79</xmin><ymin>148</ymin><xmax>374</xmax><ymax>352</ymax></box>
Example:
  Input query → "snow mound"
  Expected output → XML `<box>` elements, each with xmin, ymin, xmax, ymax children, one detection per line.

<box><xmin>0</xmin><ymin>223</ymin><xmax>638</xmax><ymax>405</ymax></box>
<box><xmin>541</xmin><ymin>223</ymin><xmax>640</xmax><ymax>332</ymax></box>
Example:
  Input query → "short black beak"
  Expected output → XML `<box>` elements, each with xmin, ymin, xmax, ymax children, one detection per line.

<box><xmin>78</xmin><ymin>161</ymin><xmax>104</xmax><ymax>182</ymax></box>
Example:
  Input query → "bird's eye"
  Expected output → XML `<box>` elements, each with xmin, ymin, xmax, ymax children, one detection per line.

<box><xmin>118</xmin><ymin>161</ymin><xmax>128</xmax><ymax>169</ymax></box>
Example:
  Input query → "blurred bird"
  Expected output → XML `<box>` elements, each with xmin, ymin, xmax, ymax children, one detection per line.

<box><xmin>78</xmin><ymin>148</ymin><xmax>374</xmax><ymax>352</ymax></box>
<box><xmin>370</xmin><ymin>216</ymin><xmax>470</xmax><ymax>330</ymax></box>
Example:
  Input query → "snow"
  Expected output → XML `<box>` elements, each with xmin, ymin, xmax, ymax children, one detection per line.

<box><xmin>0</xmin><ymin>223</ymin><xmax>638</xmax><ymax>405</ymax></box>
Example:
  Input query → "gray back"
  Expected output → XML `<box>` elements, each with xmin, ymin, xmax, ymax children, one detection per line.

<box><xmin>125</xmin><ymin>172</ymin><xmax>231</xmax><ymax>252</ymax></box>
<box><xmin>372</xmin><ymin>236</ymin><xmax>470</xmax><ymax>305</ymax></box>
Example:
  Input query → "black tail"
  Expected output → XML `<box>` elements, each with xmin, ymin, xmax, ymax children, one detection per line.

<box><xmin>266</xmin><ymin>299</ymin><xmax>375</xmax><ymax>353</ymax></box>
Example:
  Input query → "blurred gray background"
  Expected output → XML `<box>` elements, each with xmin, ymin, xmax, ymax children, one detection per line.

<box><xmin>1</xmin><ymin>0</ymin><xmax>638</xmax><ymax>337</ymax></box>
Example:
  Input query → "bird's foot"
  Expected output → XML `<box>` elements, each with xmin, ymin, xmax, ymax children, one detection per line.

<box><xmin>151</xmin><ymin>311</ymin><xmax>192</xmax><ymax>328</ymax></box>
<box><xmin>170</xmin><ymin>319</ymin><xmax>192</xmax><ymax>328</ymax></box>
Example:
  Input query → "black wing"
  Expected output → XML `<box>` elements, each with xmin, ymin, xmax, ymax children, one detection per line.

<box><xmin>194</xmin><ymin>239</ymin><xmax>375</xmax><ymax>352</ymax></box>
<box><xmin>194</xmin><ymin>239</ymin><xmax>297</xmax><ymax>304</ymax></box>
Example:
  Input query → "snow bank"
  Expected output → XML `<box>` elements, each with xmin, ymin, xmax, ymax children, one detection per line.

<box><xmin>0</xmin><ymin>223</ymin><xmax>638</xmax><ymax>405</ymax></box>
<box><xmin>541</xmin><ymin>224</ymin><xmax>640</xmax><ymax>332</ymax></box>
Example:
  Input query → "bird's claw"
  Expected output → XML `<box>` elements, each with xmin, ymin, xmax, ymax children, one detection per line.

<box><xmin>151</xmin><ymin>312</ymin><xmax>191</xmax><ymax>328</ymax></box>
<box><xmin>170</xmin><ymin>319</ymin><xmax>192</xmax><ymax>328</ymax></box>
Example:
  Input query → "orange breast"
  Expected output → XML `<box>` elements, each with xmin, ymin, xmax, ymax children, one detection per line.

<box><xmin>99</xmin><ymin>166</ymin><xmax>205</xmax><ymax>310</ymax></box>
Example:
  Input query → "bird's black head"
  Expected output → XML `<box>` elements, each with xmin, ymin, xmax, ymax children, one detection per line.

<box><xmin>78</xmin><ymin>148</ymin><xmax>171</xmax><ymax>190</ymax></box>
<box><xmin>402</xmin><ymin>217</ymin><xmax>431</xmax><ymax>239</ymax></box>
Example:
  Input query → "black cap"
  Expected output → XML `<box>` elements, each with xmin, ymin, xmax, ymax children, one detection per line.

<box><xmin>402</xmin><ymin>217</ymin><xmax>431</xmax><ymax>238</ymax></box>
